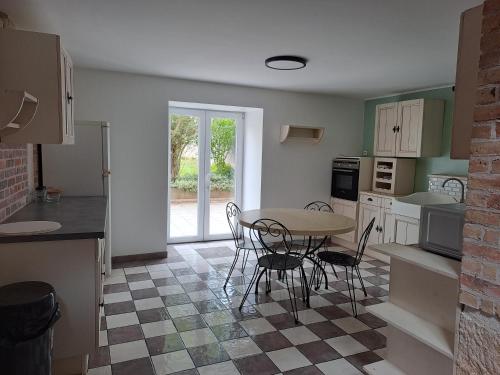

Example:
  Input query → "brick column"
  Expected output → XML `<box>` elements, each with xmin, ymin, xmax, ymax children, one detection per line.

<box><xmin>456</xmin><ymin>1</ymin><xmax>500</xmax><ymax>374</ymax></box>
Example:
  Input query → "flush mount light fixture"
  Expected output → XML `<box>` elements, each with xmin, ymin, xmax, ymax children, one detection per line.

<box><xmin>265</xmin><ymin>55</ymin><xmax>307</xmax><ymax>70</ymax></box>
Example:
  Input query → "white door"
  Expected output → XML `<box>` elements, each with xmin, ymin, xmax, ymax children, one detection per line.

<box><xmin>394</xmin><ymin>215</ymin><xmax>420</xmax><ymax>245</ymax></box>
<box><xmin>358</xmin><ymin>204</ymin><xmax>381</xmax><ymax>245</ymax></box>
<box><xmin>168</xmin><ymin>107</ymin><xmax>243</xmax><ymax>243</ymax></box>
<box><xmin>396</xmin><ymin>99</ymin><xmax>423</xmax><ymax>157</ymax></box>
<box><xmin>380</xmin><ymin>209</ymin><xmax>395</xmax><ymax>244</ymax></box>
<box><xmin>374</xmin><ymin>102</ymin><xmax>398</xmax><ymax>156</ymax></box>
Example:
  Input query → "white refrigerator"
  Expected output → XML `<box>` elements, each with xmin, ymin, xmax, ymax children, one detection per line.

<box><xmin>43</xmin><ymin>120</ymin><xmax>112</xmax><ymax>274</ymax></box>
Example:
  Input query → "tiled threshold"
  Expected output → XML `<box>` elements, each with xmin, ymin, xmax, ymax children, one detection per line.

<box><xmin>89</xmin><ymin>241</ymin><xmax>389</xmax><ymax>375</ymax></box>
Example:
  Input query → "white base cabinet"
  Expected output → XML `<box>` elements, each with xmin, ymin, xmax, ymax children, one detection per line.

<box><xmin>358</xmin><ymin>192</ymin><xmax>395</xmax><ymax>245</ymax></box>
<box><xmin>394</xmin><ymin>215</ymin><xmax>420</xmax><ymax>245</ymax></box>
<box><xmin>331</xmin><ymin>198</ymin><xmax>358</xmax><ymax>243</ymax></box>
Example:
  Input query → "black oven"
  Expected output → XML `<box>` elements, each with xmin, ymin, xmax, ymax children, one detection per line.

<box><xmin>331</xmin><ymin>158</ymin><xmax>360</xmax><ymax>201</ymax></box>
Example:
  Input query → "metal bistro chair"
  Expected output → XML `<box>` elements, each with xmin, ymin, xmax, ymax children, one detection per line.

<box><xmin>312</xmin><ymin>217</ymin><xmax>375</xmax><ymax>316</ymax></box>
<box><xmin>303</xmin><ymin>201</ymin><xmax>338</xmax><ymax>283</ymax></box>
<box><xmin>224</xmin><ymin>202</ymin><xmax>264</xmax><ymax>289</ymax></box>
<box><xmin>239</xmin><ymin>219</ymin><xmax>308</xmax><ymax>323</ymax></box>
<box><xmin>303</xmin><ymin>201</ymin><xmax>335</xmax><ymax>261</ymax></box>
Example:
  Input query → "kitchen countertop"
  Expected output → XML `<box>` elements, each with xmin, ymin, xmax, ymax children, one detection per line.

<box><xmin>0</xmin><ymin>196</ymin><xmax>107</xmax><ymax>243</ymax></box>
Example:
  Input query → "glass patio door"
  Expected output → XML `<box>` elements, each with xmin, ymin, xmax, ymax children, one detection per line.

<box><xmin>168</xmin><ymin>107</ymin><xmax>243</xmax><ymax>243</ymax></box>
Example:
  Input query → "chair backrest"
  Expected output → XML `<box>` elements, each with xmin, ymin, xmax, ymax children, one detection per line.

<box><xmin>226</xmin><ymin>202</ymin><xmax>244</xmax><ymax>247</ymax></box>
<box><xmin>355</xmin><ymin>217</ymin><xmax>376</xmax><ymax>265</ymax></box>
<box><xmin>249</xmin><ymin>218</ymin><xmax>302</xmax><ymax>268</ymax></box>
<box><xmin>304</xmin><ymin>201</ymin><xmax>334</xmax><ymax>213</ymax></box>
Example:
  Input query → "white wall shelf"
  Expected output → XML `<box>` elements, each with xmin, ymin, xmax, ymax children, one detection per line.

<box><xmin>369</xmin><ymin>243</ymin><xmax>460</xmax><ymax>280</ymax></box>
<box><xmin>367</xmin><ymin>302</ymin><xmax>454</xmax><ymax>359</ymax></box>
<box><xmin>0</xmin><ymin>89</ymin><xmax>38</xmax><ymax>137</ymax></box>
<box><xmin>280</xmin><ymin>125</ymin><xmax>324</xmax><ymax>143</ymax></box>
<box><xmin>369</xmin><ymin>243</ymin><xmax>459</xmax><ymax>375</ymax></box>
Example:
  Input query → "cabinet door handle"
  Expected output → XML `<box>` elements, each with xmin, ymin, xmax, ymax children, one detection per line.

<box><xmin>396</xmin><ymin>126</ymin><xmax>400</xmax><ymax>132</ymax></box>
<box><xmin>367</xmin><ymin>198</ymin><xmax>373</xmax><ymax>202</ymax></box>
<box><xmin>392</xmin><ymin>126</ymin><xmax>396</xmax><ymax>133</ymax></box>
<box><xmin>67</xmin><ymin>93</ymin><xmax>73</xmax><ymax>102</ymax></box>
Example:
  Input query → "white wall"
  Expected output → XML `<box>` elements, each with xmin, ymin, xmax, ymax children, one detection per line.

<box><xmin>74</xmin><ymin>68</ymin><xmax>364</xmax><ymax>256</ymax></box>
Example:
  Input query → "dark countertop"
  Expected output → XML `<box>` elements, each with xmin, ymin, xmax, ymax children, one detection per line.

<box><xmin>0</xmin><ymin>196</ymin><xmax>107</xmax><ymax>243</ymax></box>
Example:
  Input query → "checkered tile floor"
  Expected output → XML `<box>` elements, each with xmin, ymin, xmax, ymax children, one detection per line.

<box><xmin>88</xmin><ymin>241</ymin><xmax>390</xmax><ymax>375</ymax></box>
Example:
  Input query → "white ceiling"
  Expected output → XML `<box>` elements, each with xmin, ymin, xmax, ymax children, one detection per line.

<box><xmin>1</xmin><ymin>0</ymin><xmax>482</xmax><ymax>98</ymax></box>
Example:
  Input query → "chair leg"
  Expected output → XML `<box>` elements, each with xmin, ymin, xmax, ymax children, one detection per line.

<box><xmin>224</xmin><ymin>247</ymin><xmax>241</xmax><ymax>289</ymax></box>
<box><xmin>300</xmin><ymin>265</ymin><xmax>310</xmax><ymax>308</ymax></box>
<box><xmin>284</xmin><ymin>269</ymin><xmax>299</xmax><ymax>323</ymax></box>
<box><xmin>351</xmin><ymin>267</ymin><xmax>358</xmax><ymax>316</ymax></box>
<box><xmin>254</xmin><ymin>268</ymin><xmax>267</xmax><ymax>295</ymax></box>
<box><xmin>240</xmin><ymin>264</ymin><xmax>259</xmax><ymax>310</ymax></box>
<box><xmin>355</xmin><ymin>265</ymin><xmax>368</xmax><ymax>297</ymax></box>
<box><xmin>309</xmin><ymin>262</ymin><xmax>318</xmax><ymax>292</ymax></box>
<box><xmin>331</xmin><ymin>263</ymin><xmax>339</xmax><ymax>279</ymax></box>
<box><xmin>241</xmin><ymin>249</ymin><xmax>249</xmax><ymax>273</ymax></box>
<box><xmin>344</xmin><ymin>266</ymin><xmax>357</xmax><ymax>317</ymax></box>
<box><xmin>265</xmin><ymin>269</ymin><xmax>272</xmax><ymax>294</ymax></box>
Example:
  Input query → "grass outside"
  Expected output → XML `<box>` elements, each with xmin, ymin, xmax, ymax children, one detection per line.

<box><xmin>179</xmin><ymin>157</ymin><xmax>198</xmax><ymax>176</ymax></box>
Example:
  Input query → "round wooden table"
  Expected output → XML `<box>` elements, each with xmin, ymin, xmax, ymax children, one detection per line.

<box><xmin>239</xmin><ymin>208</ymin><xmax>356</xmax><ymax>305</ymax></box>
<box><xmin>239</xmin><ymin>208</ymin><xmax>356</xmax><ymax>236</ymax></box>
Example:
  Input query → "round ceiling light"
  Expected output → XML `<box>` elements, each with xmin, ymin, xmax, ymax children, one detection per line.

<box><xmin>265</xmin><ymin>55</ymin><xmax>308</xmax><ymax>70</ymax></box>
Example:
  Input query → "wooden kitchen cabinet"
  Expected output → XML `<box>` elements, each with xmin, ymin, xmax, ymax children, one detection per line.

<box><xmin>359</xmin><ymin>202</ymin><xmax>381</xmax><ymax>245</ymax></box>
<box><xmin>451</xmin><ymin>5</ymin><xmax>483</xmax><ymax>159</ymax></box>
<box><xmin>358</xmin><ymin>192</ymin><xmax>396</xmax><ymax>245</ymax></box>
<box><xmin>373</xmin><ymin>99</ymin><xmax>444</xmax><ymax>158</ymax></box>
<box><xmin>0</xmin><ymin>29</ymin><xmax>75</xmax><ymax>144</ymax></box>
<box><xmin>331</xmin><ymin>198</ymin><xmax>359</xmax><ymax>243</ymax></box>
<box><xmin>374</xmin><ymin>102</ymin><xmax>398</xmax><ymax>157</ymax></box>
<box><xmin>381</xmin><ymin>209</ymin><xmax>396</xmax><ymax>243</ymax></box>
<box><xmin>394</xmin><ymin>215</ymin><xmax>420</xmax><ymax>245</ymax></box>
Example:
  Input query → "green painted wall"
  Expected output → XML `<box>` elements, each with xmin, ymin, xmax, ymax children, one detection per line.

<box><xmin>362</xmin><ymin>86</ymin><xmax>469</xmax><ymax>192</ymax></box>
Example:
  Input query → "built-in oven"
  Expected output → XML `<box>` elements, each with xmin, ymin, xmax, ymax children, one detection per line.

<box><xmin>331</xmin><ymin>158</ymin><xmax>360</xmax><ymax>201</ymax></box>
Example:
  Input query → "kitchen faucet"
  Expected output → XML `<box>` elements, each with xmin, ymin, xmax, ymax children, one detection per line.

<box><xmin>442</xmin><ymin>178</ymin><xmax>465</xmax><ymax>203</ymax></box>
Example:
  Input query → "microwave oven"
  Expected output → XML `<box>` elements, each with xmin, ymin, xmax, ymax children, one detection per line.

<box><xmin>419</xmin><ymin>203</ymin><xmax>465</xmax><ymax>260</ymax></box>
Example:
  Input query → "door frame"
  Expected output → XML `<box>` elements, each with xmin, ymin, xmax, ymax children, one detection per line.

<box><xmin>203</xmin><ymin>110</ymin><xmax>244</xmax><ymax>241</ymax></box>
<box><xmin>167</xmin><ymin>107</ymin><xmax>244</xmax><ymax>243</ymax></box>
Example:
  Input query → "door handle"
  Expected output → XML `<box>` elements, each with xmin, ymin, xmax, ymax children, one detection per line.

<box><xmin>205</xmin><ymin>173</ymin><xmax>212</xmax><ymax>188</ymax></box>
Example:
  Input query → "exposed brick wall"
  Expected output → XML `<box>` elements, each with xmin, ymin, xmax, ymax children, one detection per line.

<box><xmin>461</xmin><ymin>0</ymin><xmax>500</xmax><ymax>318</ymax></box>
<box><xmin>456</xmin><ymin>1</ymin><xmax>500</xmax><ymax>374</ymax></box>
<box><xmin>0</xmin><ymin>144</ymin><xmax>30</xmax><ymax>222</ymax></box>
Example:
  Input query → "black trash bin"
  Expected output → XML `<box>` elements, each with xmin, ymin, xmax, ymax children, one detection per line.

<box><xmin>0</xmin><ymin>281</ymin><xmax>61</xmax><ymax>375</ymax></box>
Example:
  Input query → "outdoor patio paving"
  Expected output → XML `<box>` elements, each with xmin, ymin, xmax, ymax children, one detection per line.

<box><xmin>170</xmin><ymin>201</ymin><xmax>230</xmax><ymax>239</ymax></box>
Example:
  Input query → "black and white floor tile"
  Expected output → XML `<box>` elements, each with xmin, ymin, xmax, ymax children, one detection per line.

<box><xmin>88</xmin><ymin>241</ymin><xmax>389</xmax><ymax>375</ymax></box>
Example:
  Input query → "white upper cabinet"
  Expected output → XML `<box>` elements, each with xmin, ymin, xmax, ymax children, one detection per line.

<box><xmin>373</xmin><ymin>99</ymin><xmax>444</xmax><ymax>158</ymax></box>
<box><xmin>374</xmin><ymin>103</ymin><xmax>398</xmax><ymax>157</ymax></box>
<box><xmin>396</xmin><ymin>99</ymin><xmax>423</xmax><ymax>157</ymax></box>
<box><xmin>0</xmin><ymin>29</ymin><xmax>75</xmax><ymax>144</ymax></box>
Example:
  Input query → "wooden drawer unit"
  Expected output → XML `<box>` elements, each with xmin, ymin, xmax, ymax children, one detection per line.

<box><xmin>383</xmin><ymin>197</ymin><xmax>394</xmax><ymax>209</ymax></box>
<box><xmin>360</xmin><ymin>193</ymin><xmax>381</xmax><ymax>207</ymax></box>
